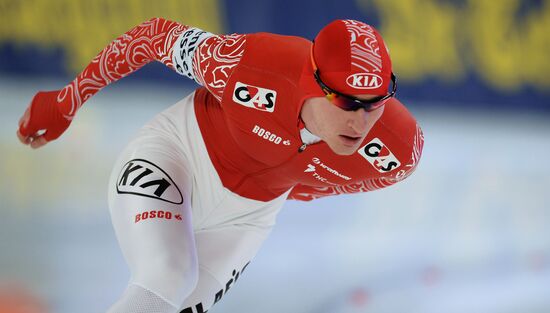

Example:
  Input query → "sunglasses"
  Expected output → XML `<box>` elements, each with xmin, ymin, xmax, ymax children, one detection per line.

<box><xmin>313</xmin><ymin>70</ymin><xmax>397</xmax><ymax>112</ymax></box>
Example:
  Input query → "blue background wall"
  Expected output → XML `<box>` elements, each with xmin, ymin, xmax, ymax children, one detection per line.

<box><xmin>1</xmin><ymin>0</ymin><xmax>549</xmax><ymax>111</ymax></box>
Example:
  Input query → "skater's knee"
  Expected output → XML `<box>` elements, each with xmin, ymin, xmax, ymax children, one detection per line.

<box><xmin>133</xmin><ymin>253</ymin><xmax>199</xmax><ymax>307</ymax></box>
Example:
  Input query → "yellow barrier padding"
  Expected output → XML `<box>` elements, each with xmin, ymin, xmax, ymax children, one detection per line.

<box><xmin>0</xmin><ymin>0</ymin><xmax>225</xmax><ymax>73</ymax></box>
<box><xmin>362</xmin><ymin>0</ymin><xmax>550</xmax><ymax>91</ymax></box>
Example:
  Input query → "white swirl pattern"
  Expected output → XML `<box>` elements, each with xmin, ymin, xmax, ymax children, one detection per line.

<box><xmin>289</xmin><ymin>124</ymin><xmax>424</xmax><ymax>201</ymax></box>
<box><xmin>344</xmin><ymin>19</ymin><xmax>383</xmax><ymax>74</ymax></box>
<box><xmin>57</xmin><ymin>18</ymin><xmax>188</xmax><ymax>117</ymax></box>
<box><xmin>193</xmin><ymin>34</ymin><xmax>246</xmax><ymax>101</ymax></box>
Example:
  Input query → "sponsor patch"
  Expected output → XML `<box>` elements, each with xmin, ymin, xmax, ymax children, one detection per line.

<box><xmin>358</xmin><ymin>138</ymin><xmax>401</xmax><ymax>173</ymax></box>
<box><xmin>311</xmin><ymin>157</ymin><xmax>352</xmax><ymax>180</ymax></box>
<box><xmin>172</xmin><ymin>28</ymin><xmax>213</xmax><ymax>81</ymax></box>
<box><xmin>252</xmin><ymin>125</ymin><xmax>290</xmax><ymax>145</ymax></box>
<box><xmin>134</xmin><ymin>210</ymin><xmax>183</xmax><ymax>223</ymax></box>
<box><xmin>304</xmin><ymin>164</ymin><xmax>316</xmax><ymax>173</ymax></box>
<box><xmin>233</xmin><ymin>82</ymin><xmax>276</xmax><ymax>112</ymax></box>
<box><xmin>346</xmin><ymin>73</ymin><xmax>383</xmax><ymax>89</ymax></box>
<box><xmin>303</xmin><ymin>164</ymin><xmax>339</xmax><ymax>185</ymax></box>
<box><xmin>180</xmin><ymin>262</ymin><xmax>251</xmax><ymax>313</ymax></box>
<box><xmin>117</xmin><ymin>159</ymin><xmax>184</xmax><ymax>204</ymax></box>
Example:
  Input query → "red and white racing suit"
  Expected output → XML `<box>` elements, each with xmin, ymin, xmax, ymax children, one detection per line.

<box><xmin>43</xmin><ymin>18</ymin><xmax>424</xmax><ymax>313</ymax></box>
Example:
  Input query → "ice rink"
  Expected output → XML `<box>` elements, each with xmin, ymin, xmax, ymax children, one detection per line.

<box><xmin>1</xmin><ymin>78</ymin><xmax>549</xmax><ymax>313</ymax></box>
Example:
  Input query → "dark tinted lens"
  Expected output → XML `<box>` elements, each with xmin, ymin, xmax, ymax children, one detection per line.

<box><xmin>327</xmin><ymin>94</ymin><xmax>377</xmax><ymax>111</ymax></box>
<box><xmin>315</xmin><ymin>70</ymin><xmax>397</xmax><ymax>111</ymax></box>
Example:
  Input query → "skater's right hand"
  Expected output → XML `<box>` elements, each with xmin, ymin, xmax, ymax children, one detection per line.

<box><xmin>16</xmin><ymin>90</ymin><xmax>72</xmax><ymax>149</ymax></box>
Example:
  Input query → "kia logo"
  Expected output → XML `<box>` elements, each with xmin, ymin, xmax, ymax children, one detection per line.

<box><xmin>346</xmin><ymin>73</ymin><xmax>383</xmax><ymax>90</ymax></box>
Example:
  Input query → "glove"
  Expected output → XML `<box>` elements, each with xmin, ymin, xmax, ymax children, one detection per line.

<box><xmin>17</xmin><ymin>90</ymin><xmax>72</xmax><ymax>149</ymax></box>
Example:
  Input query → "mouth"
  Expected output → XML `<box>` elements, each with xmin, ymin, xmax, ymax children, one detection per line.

<box><xmin>339</xmin><ymin>134</ymin><xmax>362</xmax><ymax>147</ymax></box>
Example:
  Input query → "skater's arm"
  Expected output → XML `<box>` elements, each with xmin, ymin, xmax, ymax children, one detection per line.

<box><xmin>16</xmin><ymin>17</ymin><xmax>212</xmax><ymax>148</ymax></box>
<box><xmin>289</xmin><ymin>124</ymin><xmax>424</xmax><ymax>201</ymax></box>
<box><xmin>52</xmin><ymin>17</ymin><xmax>207</xmax><ymax>118</ymax></box>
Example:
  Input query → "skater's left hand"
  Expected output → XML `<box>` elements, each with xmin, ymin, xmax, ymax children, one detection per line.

<box><xmin>17</xmin><ymin>90</ymin><xmax>72</xmax><ymax>149</ymax></box>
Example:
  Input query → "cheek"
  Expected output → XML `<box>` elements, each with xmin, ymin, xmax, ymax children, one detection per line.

<box><xmin>370</xmin><ymin>105</ymin><xmax>385</xmax><ymax>122</ymax></box>
<box><xmin>315</xmin><ymin>102</ymin><xmax>338</xmax><ymax>132</ymax></box>
<box><xmin>321</xmin><ymin>108</ymin><xmax>347</xmax><ymax>136</ymax></box>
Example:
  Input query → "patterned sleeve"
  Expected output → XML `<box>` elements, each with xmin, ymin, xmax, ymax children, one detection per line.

<box><xmin>189</xmin><ymin>34</ymin><xmax>247</xmax><ymax>102</ymax></box>
<box><xmin>288</xmin><ymin>124</ymin><xmax>425</xmax><ymax>201</ymax></box>
<box><xmin>58</xmin><ymin>16</ymin><xmax>246</xmax><ymax>118</ymax></box>
<box><xmin>58</xmin><ymin>17</ymin><xmax>191</xmax><ymax>117</ymax></box>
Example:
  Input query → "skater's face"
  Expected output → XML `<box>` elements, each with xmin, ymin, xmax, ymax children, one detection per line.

<box><xmin>305</xmin><ymin>60</ymin><xmax>396</xmax><ymax>155</ymax></box>
<box><xmin>300</xmin><ymin>95</ymin><xmax>385</xmax><ymax>156</ymax></box>
<box><xmin>313</xmin><ymin>70</ymin><xmax>396</xmax><ymax>112</ymax></box>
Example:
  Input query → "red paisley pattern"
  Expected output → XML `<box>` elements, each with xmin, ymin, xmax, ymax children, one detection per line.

<box><xmin>288</xmin><ymin>124</ymin><xmax>425</xmax><ymax>201</ymax></box>
<box><xmin>58</xmin><ymin>18</ymin><xmax>188</xmax><ymax>118</ymax></box>
<box><xmin>57</xmin><ymin>17</ymin><xmax>421</xmax><ymax>202</ymax></box>
<box><xmin>193</xmin><ymin>34</ymin><xmax>246</xmax><ymax>101</ymax></box>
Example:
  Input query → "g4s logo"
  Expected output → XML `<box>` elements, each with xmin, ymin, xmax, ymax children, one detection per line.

<box><xmin>358</xmin><ymin>138</ymin><xmax>401</xmax><ymax>172</ymax></box>
<box><xmin>233</xmin><ymin>82</ymin><xmax>277</xmax><ymax>112</ymax></box>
